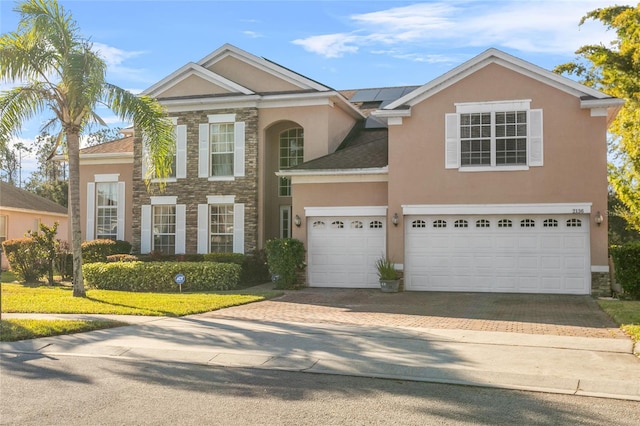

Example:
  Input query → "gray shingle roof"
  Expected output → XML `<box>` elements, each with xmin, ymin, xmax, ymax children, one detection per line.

<box><xmin>0</xmin><ymin>181</ymin><xmax>68</xmax><ymax>215</ymax></box>
<box><xmin>290</xmin><ymin>127</ymin><xmax>388</xmax><ymax>171</ymax></box>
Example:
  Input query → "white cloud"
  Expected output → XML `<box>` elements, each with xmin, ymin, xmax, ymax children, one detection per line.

<box><xmin>293</xmin><ymin>1</ymin><xmax>630</xmax><ymax>59</ymax></box>
<box><xmin>292</xmin><ymin>33</ymin><xmax>361</xmax><ymax>58</ymax></box>
<box><xmin>243</xmin><ymin>31</ymin><xmax>264</xmax><ymax>38</ymax></box>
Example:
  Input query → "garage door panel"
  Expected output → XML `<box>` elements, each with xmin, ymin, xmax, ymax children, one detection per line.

<box><xmin>308</xmin><ymin>216</ymin><xmax>385</xmax><ymax>288</ymax></box>
<box><xmin>406</xmin><ymin>214</ymin><xmax>590</xmax><ymax>294</ymax></box>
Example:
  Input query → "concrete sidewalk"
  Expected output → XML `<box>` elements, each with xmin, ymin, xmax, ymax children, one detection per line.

<box><xmin>2</xmin><ymin>313</ymin><xmax>639</xmax><ymax>401</ymax></box>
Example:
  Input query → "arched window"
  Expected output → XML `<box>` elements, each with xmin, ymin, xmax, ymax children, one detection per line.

<box><xmin>433</xmin><ymin>220</ymin><xmax>447</xmax><ymax>228</ymax></box>
<box><xmin>351</xmin><ymin>220</ymin><xmax>363</xmax><ymax>229</ymax></box>
<box><xmin>498</xmin><ymin>219</ymin><xmax>513</xmax><ymax>228</ymax></box>
<box><xmin>279</xmin><ymin>128</ymin><xmax>304</xmax><ymax>196</ymax></box>
<box><xmin>543</xmin><ymin>219</ymin><xmax>558</xmax><ymax>228</ymax></box>
<box><xmin>412</xmin><ymin>220</ymin><xmax>426</xmax><ymax>228</ymax></box>
<box><xmin>520</xmin><ymin>219</ymin><xmax>535</xmax><ymax>228</ymax></box>
<box><xmin>369</xmin><ymin>220</ymin><xmax>383</xmax><ymax>229</ymax></box>
<box><xmin>567</xmin><ymin>218</ymin><xmax>582</xmax><ymax>228</ymax></box>
<box><xmin>476</xmin><ymin>219</ymin><xmax>490</xmax><ymax>228</ymax></box>
<box><xmin>454</xmin><ymin>219</ymin><xmax>469</xmax><ymax>228</ymax></box>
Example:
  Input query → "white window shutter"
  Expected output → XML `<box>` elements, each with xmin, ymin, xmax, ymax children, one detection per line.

<box><xmin>445</xmin><ymin>113</ymin><xmax>460</xmax><ymax>169</ymax></box>
<box><xmin>176</xmin><ymin>125</ymin><xmax>187</xmax><ymax>179</ymax></box>
<box><xmin>198</xmin><ymin>123</ymin><xmax>209</xmax><ymax>178</ymax></box>
<box><xmin>140</xmin><ymin>205</ymin><xmax>152</xmax><ymax>253</ymax></box>
<box><xmin>234</xmin><ymin>121</ymin><xmax>245</xmax><ymax>177</ymax></box>
<box><xmin>175</xmin><ymin>204</ymin><xmax>186</xmax><ymax>254</ymax></box>
<box><xmin>86</xmin><ymin>182</ymin><xmax>95</xmax><ymax>240</ymax></box>
<box><xmin>233</xmin><ymin>203</ymin><xmax>245</xmax><ymax>254</ymax></box>
<box><xmin>529</xmin><ymin>109</ymin><xmax>543</xmax><ymax>167</ymax></box>
<box><xmin>117</xmin><ymin>182</ymin><xmax>125</xmax><ymax>240</ymax></box>
<box><xmin>197</xmin><ymin>204</ymin><xmax>209</xmax><ymax>254</ymax></box>
<box><xmin>141</xmin><ymin>137</ymin><xmax>150</xmax><ymax>179</ymax></box>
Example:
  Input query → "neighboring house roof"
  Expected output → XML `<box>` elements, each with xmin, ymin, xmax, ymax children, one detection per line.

<box><xmin>79</xmin><ymin>136</ymin><xmax>133</xmax><ymax>155</ymax></box>
<box><xmin>0</xmin><ymin>181</ymin><xmax>67</xmax><ymax>215</ymax></box>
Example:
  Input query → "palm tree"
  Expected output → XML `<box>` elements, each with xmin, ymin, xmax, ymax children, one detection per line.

<box><xmin>0</xmin><ymin>0</ymin><xmax>174</xmax><ymax>296</ymax></box>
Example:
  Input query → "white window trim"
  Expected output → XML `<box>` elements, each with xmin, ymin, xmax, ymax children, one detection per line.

<box><xmin>207</xmin><ymin>195</ymin><xmax>235</xmax><ymax>204</ymax></box>
<box><xmin>198</xmin><ymin>116</ymin><xmax>245</xmax><ymax>179</ymax></box>
<box><xmin>151</xmin><ymin>196</ymin><xmax>177</xmax><ymax>205</ymax></box>
<box><xmin>196</xmin><ymin>195</ymin><xmax>244</xmax><ymax>254</ymax></box>
<box><xmin>446</xmin><ymin>100</ymin><xmax>542</xmax><ymax>171</ymax></box>
<box><xmin>140</xmin><ymin>202</ymin><xmax>185</xmax><ymax>254</ymax></box>
<box><xmin>94</xmin><ymin>173</ymin><xmax>119</xmax><ymax>182</ymax></box>
<box><xmin>280</xmin><ymin>205</ymin><xmax>292</xmax><ymax>239</ymax></box>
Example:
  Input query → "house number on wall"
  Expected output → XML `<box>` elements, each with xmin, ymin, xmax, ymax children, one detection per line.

<box><xmin>572</xmin><ymin>209</ymin><xmax>585</xmax><ymax>214</ymax></box>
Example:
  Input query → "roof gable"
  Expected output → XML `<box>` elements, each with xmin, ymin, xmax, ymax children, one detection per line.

<box><xmin>0</xmin><ymin>181</ymin><xmax>67</xmax><ymax>215</ymax></box>
<box><xmin>384</xmin><ymin>48</ymin><xmax>621</xmax><ymax>111</ymax></box>
<box><xmin>142</xmin><ymin>62</ymin><xmax>253</xmax><ymax>98</ymax></box>
<box><xmin>198</xmin><ymin>44</ymin><xmax>330</xmax><ymax>93</ymax></box>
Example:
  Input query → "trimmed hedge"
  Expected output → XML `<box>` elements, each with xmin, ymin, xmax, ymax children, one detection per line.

<box><xmin>203</xmin><ymin>252</ymin><xmax>245</xmax><ymax>265</ymax></box>
<box><xmin>1</xmin><ymin>237</ymin><xmax>47</xmax><ymax>282</ymax></box>
<box><xmin>82</xmin><ymin>239</ymin><xmax>132</xmax><ymax>263</ymax></box>
<box><xmin>611</xmin><ymin>242</ymin><xmax>640</xmax><ymax>299</ymax></box>
<box><xmin>83</xmin><ymin>261</ymin><xmax>241</xmax><ymax>292</ymax></box>
<box><xmin>265</xmin><ymin>238</ymin><xmax>306</xmax><ymax>289</ymax></box>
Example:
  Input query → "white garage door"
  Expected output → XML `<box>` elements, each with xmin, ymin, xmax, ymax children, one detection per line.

<box><xmin>308</xmin><ymin>217</ymin><xmax>386</xmax><ymax>288</ymax></box>
<box><xmin>405</xmin><ymin>215</ymin><xmax>590</xmax><ymax>294</ymax></box>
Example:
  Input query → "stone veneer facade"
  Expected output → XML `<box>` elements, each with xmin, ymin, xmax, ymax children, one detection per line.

<box><xmin>131</xmin><ymin>107</ymin><xmax>259</xmax><ymax>254</ymax></box>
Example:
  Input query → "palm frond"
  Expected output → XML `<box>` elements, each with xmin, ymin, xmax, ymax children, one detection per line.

<box><xmin>0</xmin><ymin>84</ymin><xmax>50</xmax><ymax>138</ymax></box>
<box><xmin>104</xmin><ymin>83</ymin><xmax>175</xmax><ymax>183</ymax></box>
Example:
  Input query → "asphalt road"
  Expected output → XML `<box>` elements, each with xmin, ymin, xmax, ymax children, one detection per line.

<box><xmin>1</xmin><ymin>353</ymin><xmax>639</xmax><ymax>425</ymax></box>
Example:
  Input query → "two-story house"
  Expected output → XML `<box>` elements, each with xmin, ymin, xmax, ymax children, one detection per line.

<box><xmin>79</xmin><ymin>44</ymin><xmax>621</xmax><ymax>295</ymax></box>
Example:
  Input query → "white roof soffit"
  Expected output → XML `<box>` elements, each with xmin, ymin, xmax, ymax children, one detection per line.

<box><xmin>141</xmin><ymin>62</ymin><xmax>253</xmax><ymax>97</ymax></box>
<box><xmin>197</xmin><ymin>43</ymin><xmax>331</xmax><ymax>92</ymax></box>
<box><xmin>277</xmin><ymin>167</ymin><xmax>388</xmax><ymax>177</ymax></box>
<box><xmin>384</xmin><ymin>48</ymin><xmax>619</xmax><ymax>112</ymax></box>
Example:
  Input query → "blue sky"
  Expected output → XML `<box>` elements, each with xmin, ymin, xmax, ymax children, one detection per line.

<box><xmin>0</xmin><ymin>0</ymin><xmax>630</xmax><ymax>175</ymax></box>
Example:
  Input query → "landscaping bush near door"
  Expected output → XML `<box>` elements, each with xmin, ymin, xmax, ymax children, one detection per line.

<box><xmin>81</xmin><ymin>239</ymin><xmax>132</xmax><ymax>263</ymax></box>
<box><xmin>83</xmin><ymin>261</ymin><xmax>241</xmax><ymax>292</ymax></box>
<box><xmin>611</xmin><ymin>241</ymin><xmax>640</xmax><ymax>299</ymax></box>
<box><xmin>265</xmin><ymin>238</ymin><xmax>306</xmax><ymax>289</ymax></box>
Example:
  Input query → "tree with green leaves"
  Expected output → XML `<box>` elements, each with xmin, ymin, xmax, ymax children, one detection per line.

<box><xmin>555</xmin><ymin>4</ymin><xmax>640</xmax><ymax>232</ymax></box>
<box><xmin>0</xmin><ymin>0</ymin><xmax>175</xmax><ymax>297</ymax></box>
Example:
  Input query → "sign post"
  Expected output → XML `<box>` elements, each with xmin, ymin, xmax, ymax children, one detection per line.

<box><xmin>174</xmin><ymin>273</ymin><xmax>185</xmax><ymax>293</ymax></box>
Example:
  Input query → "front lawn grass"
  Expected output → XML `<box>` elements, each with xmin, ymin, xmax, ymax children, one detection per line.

<box><xmin>0</xmin><ymin>319</ymin><xmax>126</xmax><ymax>341</ymax></box>
<box><xmin>1</xmin><ymin>283</ymin><xmax>280</xmax><ymax>317</ymax></box>
<box><xmin>597</xmin><ymin>299</ymin><xmax>640</xmax><ymax>342</ymax></box>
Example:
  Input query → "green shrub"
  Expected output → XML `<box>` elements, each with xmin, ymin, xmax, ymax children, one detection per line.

<box><xmin>265</xmin><ymin>238</ymin><xmax>306</xmax><ymax>289</ymax></box>
<box><xmin>28</xmin><ymin>222</ymin><xmax>60</xmax><ymax>286</ymax></box>
<box><xmin>113</xmin><ymin>240</ymin><xmax>132</xmax><ymax>255</ymax></box>
<box><xmin>241</xmin><ymin>249</ymin><xmax>271</xmax><ymax>285</ymax></box>
<box><xmin>82</xmin><ymin>239</ymin><xmax>116</xmax><ymax>263</ymax></box>
<box><xmin>611</xmin><ymin>242</ymin><xmax>640</xmax><ymax>299</ymax></box>
<box><xmin>106</xmin><ymin>254</ymin><xmax>139</xmax><ymax>263</ymax></box>
<box><xmin>83</xmin><ymin>261</ymin><xmax>241</xmax><ymax>292</ymax></box>
<box><xmin>203</xmin><ymin>252</ymin><xmax>245</xmax><ymax>265</ymax></box>
<box><xmin>1</xmin><ymin>238</ymin><xmax>47</xmax><ymax>283</ymax></box>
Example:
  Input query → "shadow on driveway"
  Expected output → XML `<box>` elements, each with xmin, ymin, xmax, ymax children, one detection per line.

<box><xmin>206</xmin><ymin>288</ymin><xmax>626</xmax><ymax>338</ymax></box>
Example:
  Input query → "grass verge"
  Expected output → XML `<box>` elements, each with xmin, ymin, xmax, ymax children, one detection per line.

<box><xmin>1</xmin><ymin>319</ymin><xmax>126</xmax><ymax>342</ymax></box>
<box><xmin>1</xmin><ymin>283</ymin><xmax>281</xmax><ymax>316</ymax></box>
<box><xmin>597</xmin><ymin>299</ymin><xmax>640</xmax><ymax>342</ymax></box>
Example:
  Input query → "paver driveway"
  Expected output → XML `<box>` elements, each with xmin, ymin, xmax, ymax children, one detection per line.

<box><xmin>204</xmin><ymin>288</ymin><xmax>627</xmax><ymax>339</ymax></box>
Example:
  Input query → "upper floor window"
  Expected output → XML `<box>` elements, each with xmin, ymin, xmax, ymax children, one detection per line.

<box><xmin>210</xmin><ymin>122</ymin><xmax>235</xmax><ymax>176</ymax></box>
<box><xmin>199</xmin><ymin>114</ymin><xmax>245</xmax><ymax>180</ymax></box>
<box><xmin>143</xmin><ymin>119</ymin><xmax>185</xmax><ymax>181</ymax></box>
<box><xmin>445</xmin><ymin>100</ymin><xmax>542</xmax><ymax>171</ymax></box>
<box><xmin>279</xmin><ymin>128</ymin><xmax>304</xmax><ymax>197</ymax></box>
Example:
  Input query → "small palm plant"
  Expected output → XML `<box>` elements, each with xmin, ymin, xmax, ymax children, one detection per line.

<box><xmin>375</xmin><ymin>256</ymin><xmax>401</xmax><ymax>281</ymax></box>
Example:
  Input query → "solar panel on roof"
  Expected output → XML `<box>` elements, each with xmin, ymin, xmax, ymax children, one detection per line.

<box><xmin>349</xmin><ymin>88</ymin><xmax>381</xmax><ymax>102</ymax></box>
<box><xmin>375</xmin><ymin>87</ymin><xmax>405</xmax><ymax>101</ymax></box>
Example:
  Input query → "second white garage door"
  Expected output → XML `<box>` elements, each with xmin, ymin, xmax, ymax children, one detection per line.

<box><xmin>307</xmin><ymin>216</ymin><xmax>386</xmax><ymax>288</ymax></box>
<box><xmin>405</xmin><ymin>215</ymin><xmax>590</xmax><ymax>294</ymax></box>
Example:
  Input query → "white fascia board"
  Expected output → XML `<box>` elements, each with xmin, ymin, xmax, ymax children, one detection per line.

<box><xmin>277</xmin><ymin>167</ymin><xmax>388</xmax><ymax>177</ymax></box>
<box><xmin>198</xmin><ymin>44</ymin><xmax>330</xmax><ymax>92</ymax></box>
<box><xmin>580</xmin><ymin>98</ymin><xmax>625</xmax><ymax>110</ymax></box>
<box><xmin>305</xmin><ymin>206</ymin><xmax>388</xmax><ymax>217</ymax></box>
<box><xmin>76</xmin><ymin>153</ymin><xmax>133</xmax><ymax>166</ymax></box>
<box><xmin>259</xmin><ymin>91</ymin><xmax>365</xmax><ymax>119</ymax></box>
<box><xmin>402</xmin><ymin>203</ymin><xmax>593</xmax><ymax>216</ymax></box>
<box><xmin>371</xmin><ymin>109</ymin><xmax>411</xmax><ymax>119</ymax></box>
<box><xmin>161</xmin><ymin>95</ymin><xmax>262</xmax><ymax>113</ymax></box>
<box><xmin>385</xmin><ymin>48</ymin><xmax>617</xmax><ymax>110</ymax></box>
<box><xmin>0</xmin><ymin>206</ymin><xmax>68</xmax><ymax>217</ymax></box>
